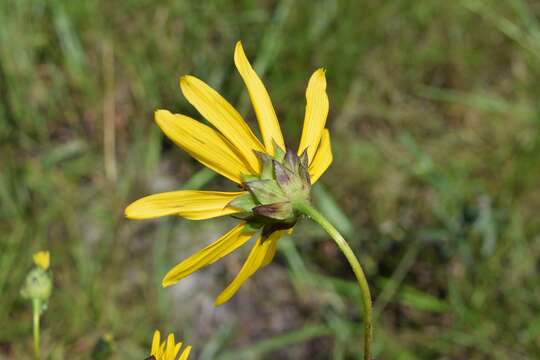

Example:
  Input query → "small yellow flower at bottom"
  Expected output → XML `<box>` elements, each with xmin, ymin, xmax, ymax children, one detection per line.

<box><xmin>33</xmin><ymin>251</ymin><xmax>50</xmax><ymax>271</ymax></box>
<box><xmin>148</xmin><ymin>330</ymin><xmax>191</xmax><ymax>360</ymax></box>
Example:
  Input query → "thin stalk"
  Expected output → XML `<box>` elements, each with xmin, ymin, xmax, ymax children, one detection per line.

<box><xmin>32</xmin><ymin>298</ymin><xmax>41</xmax><ymax>360</ymax></box>
<box><xmin>295</xmin><ymin>201</ymin><xmax>373</xmax><ymax>360</ymax></box>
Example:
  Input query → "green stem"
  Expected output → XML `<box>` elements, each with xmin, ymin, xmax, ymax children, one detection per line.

<box><xmin>295</xmin><ymin>201</ymin><xmax>373</xmax><ymax>360</ymax></box>
<box><xmin>32</xmin><ymin>298</ymin><xmax>41</xmax><ymax>360</ymax></box>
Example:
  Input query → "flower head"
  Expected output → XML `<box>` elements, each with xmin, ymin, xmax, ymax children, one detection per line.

<box><xmin>148</xmin><ymin>330</ymin><xmax>191</xmax><ymax>360</ymax></box>
<box><xmin>126</xmin><ymin>41</ymin><xmax>332</xmax><ymax>305</ymax></box>
<box><xmin>33</xmin><ymin>251</ymin><xmax>50</xmax><ymax>271</ymax></box>
<box><xmin>21</xmin><ymin>251</ymin><xmax>52</xmax><ymax>301</ymax></box>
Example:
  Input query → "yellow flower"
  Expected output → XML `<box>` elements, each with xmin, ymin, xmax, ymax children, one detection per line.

<box><xmin>126</xmin><ymin>41</ymin><xmax>332</xmax><ymax>305</ymax></box>
<box><xmin>22</xmin><ymin>251</ymin><xmax>52</xmax><ymax>301</ymax></box>
<box><xmin>148</xmin><ymin>330</ymin><xmax>191</xmax><ymax>360</ymax></box>
<box><xmin>33</xmin><ymin>251</ymin><xmax>50</xmax><ymax>271</ymax></box>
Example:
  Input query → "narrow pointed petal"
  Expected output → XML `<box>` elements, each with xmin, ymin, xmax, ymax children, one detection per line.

<box><xmin>309</xmin><ymin>129</ymin><xmax>332</xmax><ymax>184</ymax></box>
<box><xmin>155</xmin><ymin>110</ymin><xmax>254</xmax><ymax>183</ymax></box>
<box><xmin>234</xmin><ymin>41</ymin><xmax>285</xmax><ymax>154</ymax></box>
<box><xmin>261</xmin><ymin>229</ymin><xmax>291</xmax><ymax>267</ymax></box>
<box><xmin>180</xmin><ymin>75</ymin><xmax>264</xmax><ymax>172</ymax></box>
<box><xmin>260</xmin><ymin>238</ymin><xmax>277</xmax><ymax>268</ymax></box>
<box><xmin>173</xmin><ymin>343</ymin><xmax>182</xmax><ymax>359</ymax></box>
<box><xmin>159</xmin><ymin>343</ymin><xmax>166</xmax><ymax>358</ymax></box>
<box><xmin>125</xmin><ymin>190</ymin><xmax>246</xmax><ymax>220</ymax></box>
<box><xmin>165</xmin><ymin>334</ymin><xmax>176</xmax><ymax>360</ymax></box>
<box><xmin>179</xmin><ymin>346</ymin><xmax>192</xmax><ymax>360</ymax></box>
<box><xmin>298</xmin><ymin>68</ymin><xmax>329</xmax><ymax>162</ymax></box>
<box><xmin>151</xmin><ymin>330</ymin><xmax>161</xmax><ymax>356</ymax></box>
<box><xmin>162</xmin><ymin>222</ymin><xmax>255</xmax><ymax>287</ymax></box>
<box><xmin>215</xmin><ymin>230</ymin><xmax>284</xmax><ymax>305</ymax></box>
<box><xmin>261</xmin><ymin>230</ymin><xmax>287</xmax><ymax>267</ymax></box>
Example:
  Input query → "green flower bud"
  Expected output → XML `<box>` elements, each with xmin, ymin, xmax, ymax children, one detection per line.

<box><xmin>21</xmin><ymin>267</ymin><xmax>52</xmax><ymax>302</ymax></box>
<box><xmin>228</xmin><ymin>147</ymin><xmax>312</xmax><ymax>236</ymax></box>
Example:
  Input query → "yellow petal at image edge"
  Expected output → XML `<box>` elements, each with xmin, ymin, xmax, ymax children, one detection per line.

<box><xmin>214</xmin><ymin>230</ymin><xmax>285</xmax><ymax>305</ymax></box>
<box><xmin>150</xmin><ymin>330</ymin><xmax>191</xmax><ymax>360</ymax></box>
<box><xmin>234</xmin><ymin>41</ymin><xmax>285</xmax><ymax>154</ymax></box>
<box><xmin>180</xmin><ymin>75</ymin><xmax>264</xmax><ymax>173</ymax></box>
<box><xmin>298</xmin><ymin>68</ymin><xmax>329</xmax><ymax>162</ymax></box>
<box><xmin>151</xmin><ymin>331</ymin><xmax>161</xmax><ymax>356</ymax></box>
<box><xmin>155</xmin><ymin>110</ymin><xmax>254</xmax><ymax>184</ymax></box>
<box><xmin>309</xmin><ymin>129</ymin><xmax>332</xmax><ymax>184</ymax></box>
<box><xmin>125</xmin><ymin>190</ymin><xmax>245</xmax><ymax>220</ymax></box>
<box><xmin>165</xmin><ymin>334</ymin><xmax>180</xmax><ymax>360</ymax></box>
<box><xmin>179</xmin><ymin>347</ymin><xmax>192</xmax><ymax>360</ymax></box>
<box><xmin>162</xmin><ymin>222</ymin><xmax>255</xmax><ymax>287</ymax></box>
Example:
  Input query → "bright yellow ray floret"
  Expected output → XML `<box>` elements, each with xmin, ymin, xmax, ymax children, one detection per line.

<box><xmin>179</xmin><ymin>74</ymin><xmax>264</xmax><ymax>172</ymax></box>
<box><xmin>125</xmin><ymin>191</ymin><xmax>246</xmax><ymax>220</ymax></box>
<box><xmin>298</xmin><ymin>68</ymin><xmax>329</xmax><ymax>162</ymax></box>
<box><xmin>161</xmin><ymin>222</ymin><xmax>255</xmax><ymax>287</ymax></box>
<box><xmin>234</xmin><ymin>41</ymin><xmax>285</xmax><ymax>155</ymax></box>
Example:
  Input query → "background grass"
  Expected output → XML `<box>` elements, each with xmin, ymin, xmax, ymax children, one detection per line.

<box><xmin>1</xmin><ymin>0</ymin><xmax>540</xmax><ymax>358</ymax></box>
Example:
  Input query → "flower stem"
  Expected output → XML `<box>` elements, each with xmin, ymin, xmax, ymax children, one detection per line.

<box><xmin>32</xmin><ymin>298</ymin><xmax>41</xmax><ymax>360</ymax></box>
<box><xmin>295</xmin><ymin>201</ymin><xmax>373</xmax><ymax>360</ymax></box>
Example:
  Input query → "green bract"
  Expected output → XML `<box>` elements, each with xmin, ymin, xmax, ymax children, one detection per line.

<box><xmin>21</xmin><ymin>267</ymin><xmax>52</xmax><ymax>302</ymax></box>
<box><xmin>228</xmin><ymin>146</ymin><xmax>311</xmax><ymax>237</ymax></box>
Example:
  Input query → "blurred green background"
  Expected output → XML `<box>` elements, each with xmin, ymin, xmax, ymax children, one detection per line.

<box><xmin>2</xmin><ymin>0</ymin><xmax>540</xmax><ymax>359</ymax></box>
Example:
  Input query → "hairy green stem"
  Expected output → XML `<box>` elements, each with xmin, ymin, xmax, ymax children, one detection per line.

<box><xmin>295</xmin><ymin>201</ymin><xmax>373</xmax><ymax>360</ymax></box>
<box><xmin>32</xmin><ymin>298</ymin><xmax>41</xmax><ymax>360</ymax></box>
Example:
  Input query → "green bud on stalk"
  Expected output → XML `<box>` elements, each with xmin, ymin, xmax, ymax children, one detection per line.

<box><xmin>21</xmin><ymin>251</ymin><xmax>52</xmax><ymax>360</ymax></box>
<box><xmin>21</xmin><ymin>267</ymin><xmax>52</xmax><ymax>302</ymax></box>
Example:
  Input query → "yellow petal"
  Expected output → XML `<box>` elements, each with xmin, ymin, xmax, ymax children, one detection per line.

<box><xmin>155</xmin><ymin>110</ymin><xmax>254</xmax><ymax>183</ymax></box>
<box><xmin>260</xmin><ymin>236</ymin><xmax>278</xmax><ymax>268</ymax></box>
<box><xmin>33</xmin><ymin>251</ymin><xmax>50</xmax><ymax>270</ymax></box>
<box><xmin>172</xmin><ymin>342</ymin><xmax>182</xmax><ymax>360</ymax></box>
<box><xmin>234</xmin><ymin>41</ymin><xmax>285</xmax><ymax>154</ymax></box>
<box><xmin>159</xmin><ymin>342</ymin><xmax>166</xmax><ymax>358</ymax></box>
<box><xmin>162</xmin><ymin>222</ymin><xmax>255</xmax><ymax>287</ymax></box>
<box><xmin>165</xmin><ymin>334</ymin><xmax>176</xmax><ymax>360</ymax></box>
<box><xmin>173</xmin><ymin>342</ymin><xmax>182</xmax><ymax>360</ymax></box>
<box><xmin>214</xmin><ymin>230</ymin><xmax>284</xmax><ymax>305</ymax></box>
<box><xmin>179</xmin><ymin>346</ymin><xmax>192</xmax><ymax>360</ymax></box>
<box><xmin>298</xmin><ymin>68</ymin><xmax>329</xmax><ymax>162</ymax></box>
<box><xmin>125</xmin><ymin>190</ymin><xmax>245</xmax><ymax>220</ymax></box>
<box><xmin>309</xmin><ymin>128</ymin><xmax>332</xmax><ymax>184</ymax></box>
<box><xmin>260</xmin><ymin>228</ymin><xmax>292</xmax><ymax>267</ymax></box>
<box><xmin>261</xmin><ymin>230</ymin><xmax>288</xmax><ymax>267</ymax></box>
<box><xmin>180</xmin><ymin>75</ymin><xmax>264</xmax><ymax>173</ymax></box>
<box><xmin>151</xmin><ymin>330</ymin><xmax>161</xmax><ymax>356</ymax></box>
